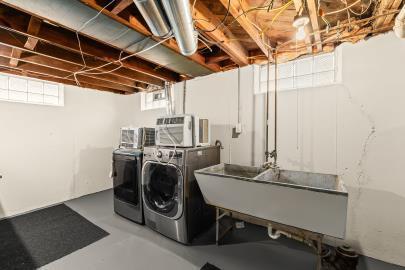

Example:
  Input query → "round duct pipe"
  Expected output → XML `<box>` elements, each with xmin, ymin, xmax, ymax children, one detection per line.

<box><xmin>133</xmin><ymin>0</ymin><xmax>172</xmax><ymax>38</ymax></box>
<box><xmin>161</xmin><ymin>0</ymin><xmax>198</xmax><ymax>56</ymax></box>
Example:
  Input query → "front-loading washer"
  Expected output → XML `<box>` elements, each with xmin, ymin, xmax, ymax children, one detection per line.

<box><xmin>142</xmin><ymin>146</ymin><xmax>220</xmax><ymax>244</ymax></box>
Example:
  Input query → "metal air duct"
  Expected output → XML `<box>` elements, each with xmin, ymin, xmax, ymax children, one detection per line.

<box><xmin>2</xmin><ymin>0</ymin><xmax>212</xmax><ymax>77</ymax></box>
<box><xmin>133</xmin><ymin>0</ymin><xmax>172</xmax><ymax>38</ymax></box>
<box><xmin>161</xmin><ymin>0</ymin><xmax>198</xmax><ymax>56</ymax></box>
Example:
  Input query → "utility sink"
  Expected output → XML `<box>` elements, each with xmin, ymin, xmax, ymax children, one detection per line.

<box><xmin>195</xmin><ymin>164</ymin><xmax>348</xmax><ymax>238</ymax></box>
<box><xmin>255</xmin><ymin>169</ymin><xmax>346</xmax><ymax>192</ymax></box>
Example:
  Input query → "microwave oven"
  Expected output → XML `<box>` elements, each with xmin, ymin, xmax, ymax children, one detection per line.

<box><xmin>155</xmin><ymin>114</ymin><xmax>210</xmax><ymax>147</ymax></box>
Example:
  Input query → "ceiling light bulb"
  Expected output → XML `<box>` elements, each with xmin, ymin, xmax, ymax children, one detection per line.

<box><xmin>296</xmin><ymin>26</ymin><xmax>306</xmax><ymax>40</ymax></box>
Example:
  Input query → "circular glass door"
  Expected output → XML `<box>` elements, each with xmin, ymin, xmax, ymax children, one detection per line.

<box><xmin>142</xmin><ymin>162</ymin><xmax>183</xmax><ymax>219</ymax></box>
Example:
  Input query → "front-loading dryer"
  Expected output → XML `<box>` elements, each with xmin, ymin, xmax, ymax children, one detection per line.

<box><xmin>112</xmin><ymin>148</ymin><xmax>144</xmax><ymax>224</ymax></box>
<box><xmin>142</xmin><ymin>146</ymin><xmax>220</xmax><ymax>244</ymax></box>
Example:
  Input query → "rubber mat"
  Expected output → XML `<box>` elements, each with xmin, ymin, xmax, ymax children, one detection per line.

<box><xmin>0</xmin><ymin>204</ymin><xmax>109</xmax><ymax>270</ymax></box>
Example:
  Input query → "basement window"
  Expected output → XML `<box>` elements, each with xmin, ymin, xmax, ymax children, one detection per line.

<box><xmin>141</xmin><ymin>90</ymin><xmax>167</xmax><ymax>111</ymax></box>
<box><xmin>254</xmin><ymin>51</ymin><xmax>340</xmax><ymax>94</ymax></box>
<box><xmin>0</xmin><ymin>73</ymin><xmax>64</xmax><ymax>106</ymax></box>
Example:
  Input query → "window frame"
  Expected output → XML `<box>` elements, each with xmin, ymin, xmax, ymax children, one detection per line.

<box><xmin>0</xmin><ymin>72</ymin><xmax>64</xmax><ymax>106</ymax></box>
<box><xmin>140</xmin><ymin>89</ymin><xmax>167</xmax><ymax>111</ymax></box>
<box><xmin>254</xmin><ymin>51</ymin><xmax>341</xmax><ymax>94</ymax></box>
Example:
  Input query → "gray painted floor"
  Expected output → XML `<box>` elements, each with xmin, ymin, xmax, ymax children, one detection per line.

<box><xmin>41</xmin><ymin>189</ymin><xmax>404</xmax><ymax>270</ymax></box>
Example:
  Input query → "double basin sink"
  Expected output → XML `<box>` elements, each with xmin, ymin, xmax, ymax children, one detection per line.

<box><xmin>195</xmin><ymin>164</ymin><xmax>348</xmax><ymax>238</ymax></box>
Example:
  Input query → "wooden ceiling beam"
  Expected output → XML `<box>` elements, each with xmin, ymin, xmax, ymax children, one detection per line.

<box><xmin>218</xmin><ymin>0</ymin><xmax>272</xmax><ymax>60</ymax></box>
<box><xmin>373</xmin><ymin>0</ymin><xmax>393</xmax><ymax>28</ymax></box>
<box><xmin>307</xmin><ymin>0</ymin><xmax>323</xmax><ymax>52</ymax></box>
<box><xmin>9</xmin><ymin>16</ymin><xmax>42</xmax><ymax>66</ymax></box>
<box><xmin>24</xmin><ymin>16</ymin><xmax>42</xmax><ymax>50</ymax></box>
<box><xmin>111</xmin><ymin>0</ymin><xmax>134</xmax><ymax>15</ymax></box>
<box><xmin>0</xmin><ymin>9</ymin><xmax>178</xmax><ymax>83</ymax></box>
<box><xmin>0</xmin><ymin>15</ymin><xmax>173</xmax><ymax>85</ymax></box>
<box><xmin>382</xmin><ymin>0</ymin><xmax>403</xmax><ymax>26</ymax></box>
<box><xmin>0</xmin><ymin>67</ymin><xmax>127</xmax><ymax>94</ymax></box>
<box><xmin>206</xmin><ymin>51</ymin><xmax>231</xmax><ymax>64</ymax></box>
<box><xmin>0</xmin><ymin>27</ymin><xmax>164</xmax><ymax>88</ymax></box>
<box><xmin>79</xmin><ymin>0</ymin><xmax>221</xmax><ymax>72</ymax></box>
<box><xmin>0</xmin><ymin>55</ymin><xmax>136</xmax><ymax>93</ymax></box>
<box><xmin>293</xmin><ymin>0</ymin><xmax>313</xmax><ymax>54</ymax></box>
<box><xmin>9</xmin><ymin>47</ymin><xmax>22</xmax><ymax>66</ymax></box>
<box><xmin>193</xmin><ymin>1</ymin><xmax>249</xmax><ymax>66</ymax></box>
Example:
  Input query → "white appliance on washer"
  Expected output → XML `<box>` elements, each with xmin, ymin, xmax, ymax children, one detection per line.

<box><xmin>155</xmin><ymin>114</ymin><xmax>210</xmax><ymax>147</ymax></box>
<box><xmin>142</xmin><ymin>145</ymin><xmax>220</xmax><ymax>244</ymax></box>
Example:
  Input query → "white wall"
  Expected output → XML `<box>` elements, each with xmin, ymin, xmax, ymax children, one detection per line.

<box><xmin>131</xmin><ymin>32</ymin><xmax>405</xmax><ymax>266</ymax></box>
<box><xmin>0</xmin><ymin>85</ymin><xmax>137</xmax><ymax>218</ymax></box>
<box><xmin>1</xmin><ymin>32</ymin><xmax>402</xmax><ymax>265</ymax></box>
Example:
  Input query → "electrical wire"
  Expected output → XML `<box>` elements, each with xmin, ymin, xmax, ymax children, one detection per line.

<box><xmin>197</xmin><ymin>37</ymin><xmax>213</xmax><ymax>52</ymax></box>
<box><xmin>275</xmin><ymin>10</ymin><xmax>400</xmax><ymax>51</ymax></box>
<box><xmin>261</xmin><ymin>1</ymin><xmax>293</xmax><ymax>34</ymax></box>
<box><xmin>346</xmin><ymin>0</ymin><xmax>374</xmax><ymax>16</ymax></box>
<box><xmin>75</xmin><ymin>0</ymin><xmax>117</xmax><ymax>70</ymax></box>
<box><xmin>73</xmin><ymin>36</ymin><xmax>172</xmax><ymax>81</ymax></box>
<box><xmin>227</xmin><ymin>1</ymin><xmax>294</xmax><ymax>28</ymax></box>
<box><xmin>324</xmin><ymin>0</ymin><xmax>362</xmax><ymax>16</ymax></box>
<box><xmin>199</xmin><ymin>0</ymin><xmax>231</xmax><ymax>33</ymax></box>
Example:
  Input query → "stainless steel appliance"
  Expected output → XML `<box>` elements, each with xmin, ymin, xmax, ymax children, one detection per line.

<box><xmin>112</xmin><ymin>148</ymin><xmax>144</xmax><ymax>224</ymax></box>
<box><xmin>155</xmin><ymin>114</ymin><xmax>210</xmax><ymax>148</ymax></box>
<box><xmin>120</xmin><ymin>127</ymin><xmax>155</xmax><ymax>149</ymax></box>
<box><xmin>142</xmin><ymin>145</ymin><xmax>220</xmax><ymax>244</ymax></box>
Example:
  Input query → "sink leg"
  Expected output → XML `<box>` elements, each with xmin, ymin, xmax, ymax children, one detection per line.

<box><xmin>215</xmin><ymin>208</ymin><xmax>219</xmax><ymax>245</ymax></box>
<box><xmin>316</xmin><ymin>237</ymin><xmax>323</xmax><ymax>270</ymax></box>
<box><xmin>215</xmin><ymin>207</ymin><xmax>233</xmax><ymax>245</ymax></box>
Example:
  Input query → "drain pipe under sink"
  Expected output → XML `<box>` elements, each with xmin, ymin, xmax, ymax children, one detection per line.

<box><xmin>267</xmin><ymin>224</ymin><xmax>292</xmax><ymax>240</ymax></box>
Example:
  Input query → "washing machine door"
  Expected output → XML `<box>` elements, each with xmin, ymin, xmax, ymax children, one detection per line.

<box><xmin>142</xmin><ymin>161</ymin><xmax>183</xmax><ymax>219</ymax></box>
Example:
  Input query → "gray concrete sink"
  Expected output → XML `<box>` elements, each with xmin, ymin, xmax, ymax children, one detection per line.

<box><xmin>195</xmin><ymin>163</ymin><xmax>348</xmax><ymax>238</ymax></box>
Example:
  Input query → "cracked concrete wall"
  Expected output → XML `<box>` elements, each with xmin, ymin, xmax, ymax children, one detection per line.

<box><xmin>128</xmin><ymin>32</ymin><xmax>405</xmax><ymax>266</ymax></box>
<box><xmin>260</xmin><ymin>33</ymin><xmax>405</xmax><ymax>266</ymax></box>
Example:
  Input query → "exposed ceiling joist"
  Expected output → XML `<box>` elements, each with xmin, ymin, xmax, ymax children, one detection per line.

<box><xmin>206</xmin><ymin>51</ymin><xmax>230</xmax><ymax>64</ymax></box>
<box><xmin>0</xmin><ymin>55</ymin><xmax>136</xmax><ymax>93</ymax></box>
<box><xmin>9</xmin><ymin>47</ymin><xmax>22</xmax><ymax>66</ymax></box>
<box><xmin>293</xmin><ymin>0</ymin><xmax>313</xmax><ymax>54</ymax></box>
<box><xmin>0</xmin><ymin>47</ymin><xmax>141</xmax><ymax>89</ymax></box>
<box><xmin>24</xmin><ymin>16</ymin><xmax>42</xmax><ymax>50</ymax></box>
<box><xmin>0</xmin><ymin>12</ymin><xmax>176</xmax><ymax>84</ymax></box>
<box><xmin>382</xmin><ymin>0</ymin><xmax>403</xmax><ymax>26</ymax></box>
<box><xmin>111</xmin><ymin>0</ymin><xmax>133</xmax><ymax>15</ymax></box>
<box><xmin>217</xmin><ymin>0</ymin><xmax>272</xmax><ymax>60</ymax></box>
<box><xmin>373</xmin><ymin>0</ymin><xmax>393</xmax><ymax>28</ymax></box>
<box><xmin>307</xmin><ymin>0</ymin><xmax>322</xmax><ymax>52</ymax></box>
<box><xmin>128</xmin><ymin>14</ymin><xmax>150</xmax><ymax>34</ymax></box>
<box><xmin>0</xmin><ymin>27</ymin><xmax>165</xmax><ymax>88</ymax></box>
<box><xmin>9</xmin><ymin>15</ymin><xmax>42</xmax><ymax>66</ymax></box>
<box><xmin>79</xmin><ymin>0</ymin><xmax>222</xmax><ymax>73</ymax></box>
<box><xmin>193</xmin><ymin>1</ymin><xmax>249</xmax><ymax>66</ymax></box>
<box><xmin>0</xmin><ymin>67</ymin><xmax>127</xmax><ymax>94</ymax></box>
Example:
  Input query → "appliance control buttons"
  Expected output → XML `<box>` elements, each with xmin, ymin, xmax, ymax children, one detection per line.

<box><xmin>156</xmin><ymin>151</ymin><xmax>163</xmax><ymax>158</ymax></box>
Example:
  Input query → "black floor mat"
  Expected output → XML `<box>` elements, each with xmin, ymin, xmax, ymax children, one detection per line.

<box><xmin>0</xmin><ymin>204</ymin><xmax>109</xmax><ymax>270</ymax></box>
<box><xmin>201</xmin><ymin>263</ymin><xmax>221</xmax><ymax>270</ymax></box>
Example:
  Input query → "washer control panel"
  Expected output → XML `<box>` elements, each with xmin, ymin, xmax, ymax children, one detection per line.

<box><xmin>143</xmin><ymin>147</ymin><xmax>184</xmax><ymax>166</ymax></box>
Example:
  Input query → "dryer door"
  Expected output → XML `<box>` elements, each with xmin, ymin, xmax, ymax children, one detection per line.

<box><xmin>142</xmin><ymin>161</ymin><xmax>183</xmax><ymax>219</ymax></box>
<box><xmin>113</xmin><ymin>153</ymin><xmax>140</xmax><ymax>205</ymax></box>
